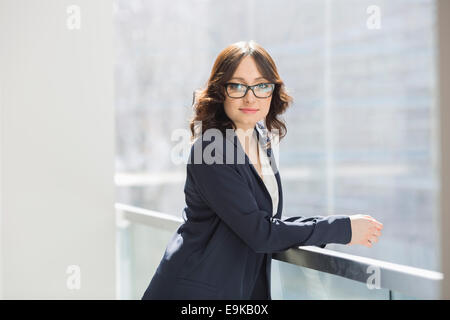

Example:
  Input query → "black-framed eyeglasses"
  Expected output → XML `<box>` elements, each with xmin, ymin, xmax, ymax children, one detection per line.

<box><xmin>224</xmin><ymin>82</ymin><xmax>275</xmax><ymax>99</ymax></box>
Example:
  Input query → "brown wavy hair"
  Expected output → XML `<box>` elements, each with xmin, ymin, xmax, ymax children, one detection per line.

<box><xmin>189</xmin><ymin>40</ymin><xmax>293</xmax><ymax>149</ymax></box>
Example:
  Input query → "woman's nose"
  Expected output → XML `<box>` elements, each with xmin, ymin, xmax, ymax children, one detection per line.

<box><xmin>243</xmin><ymin>88</ymin><xmax>257</xmax><ymax>104</ymax></box>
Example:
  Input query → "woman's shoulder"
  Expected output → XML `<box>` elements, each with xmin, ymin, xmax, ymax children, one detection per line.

<box><xmin>187</xmin><ymin>130</ymin><xmax>237</xmax><ymax>165</ymax></box>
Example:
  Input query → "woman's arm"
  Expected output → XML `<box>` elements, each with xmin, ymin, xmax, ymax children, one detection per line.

<box><xmin>282</xmin><ymin>216</ymin><xmax>334</xmax><ymax>248</ymax></box>
<box><xmin>188</xmin><ymin>156</ymin><xmax>352</xmax><ymax>254</ymax></box>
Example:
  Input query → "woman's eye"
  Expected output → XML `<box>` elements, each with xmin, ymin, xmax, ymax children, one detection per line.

<box><xmin>230</xmin><ymin>84</ymin><xmax>244</xmax><ymax>90</ymax></box>
<box><xmin>257</xmin><ymin>83</ymin><xmax>268</xmax><ymax>89</ymax></box>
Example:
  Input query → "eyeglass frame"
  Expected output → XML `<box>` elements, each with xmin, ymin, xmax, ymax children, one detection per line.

<box><xmin>224</xmin><ymin>82</ymin><xmax>276</xmax><ymax>99</ymax></box>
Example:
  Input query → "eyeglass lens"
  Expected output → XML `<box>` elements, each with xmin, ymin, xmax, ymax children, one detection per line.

<box><xmin>226</xmin><ymin>83</ymin><xmax>274</xmax><ymax>98</ymax></box>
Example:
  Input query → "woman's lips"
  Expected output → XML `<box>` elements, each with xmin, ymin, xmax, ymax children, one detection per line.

<box><xmin>239</xmin><ymin>108</ymin><xmax>259</xmax><ymax>114</ymax></box>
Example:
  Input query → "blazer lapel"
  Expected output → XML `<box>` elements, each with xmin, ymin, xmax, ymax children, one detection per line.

<box><xmin>224</xmin><ymin>125</ymin><xmax>283</xmax><ymax>219</ymax></box>
<box><xmin>254</xmin><ymin>126</ymin><xmax>283</xmax><ymax>219</ymax></box>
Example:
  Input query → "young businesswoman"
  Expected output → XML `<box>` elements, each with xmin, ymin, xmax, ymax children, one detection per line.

<box><xmin>142</xmin><ymin>40</ymin><xmax>383</xmax><ymax>300</ymax></box>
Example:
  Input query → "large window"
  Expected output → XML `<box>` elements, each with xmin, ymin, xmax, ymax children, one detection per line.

<box><xmin>114</xmin><ymin>0</ymin><xmax>439</xmax><ymax>271</ymax></box>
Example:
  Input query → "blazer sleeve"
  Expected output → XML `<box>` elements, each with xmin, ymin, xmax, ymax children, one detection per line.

<box><xmin>282</xmin><ymin>216</ymin><xmax>337</xmax><ymax>249</ymax></box>
<box><xmin>188</xmin><ymin>159</ymin><xmax>352</xmax><ymax>254</ymax></box>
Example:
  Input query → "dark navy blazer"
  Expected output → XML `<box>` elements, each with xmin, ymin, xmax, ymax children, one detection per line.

<box><xmin>142</xmin><ymin>123</ymin><xmax>352</xmax><ymax>300</ymax></box>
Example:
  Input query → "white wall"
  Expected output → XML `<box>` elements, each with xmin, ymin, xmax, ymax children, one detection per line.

<box><xmin>0</xmin><ymin>0</ymin><xmax>115</xmax><ymax>299</ymax></box>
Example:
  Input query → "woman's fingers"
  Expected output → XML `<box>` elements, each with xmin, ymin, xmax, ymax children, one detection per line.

<box><xmin>369</xmin><ymin>226</ymin><xmax>382</xmax><ymax>235</ymax></box>
<box><xmin>367</xmin><ymin>235</ymin><xmax>379</xmax><ymax>244</ymax></box>
<box><xmin>364</xmin><ymin>215</ymin><xmax>383</xmax><ymax>229</ymax></box>
<box><xmin>372</xmin><ymin>229</ymin><xmax>382</xmax><ymax>237</ymax></box>
<box><xmin>362</xmin><ymin>235</ymin><xmax>379</xmax><ymax>247</ymax></box>
<box><xmin>371</xmin><ymin>220</ymin><xmax>383</xmax><ymax>230</ymax></box>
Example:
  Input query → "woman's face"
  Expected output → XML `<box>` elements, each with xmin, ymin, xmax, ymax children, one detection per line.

<box><xmin>223</xmin><ymin>56</ymin><xmax>273</xmax><ymax>132</ymax></box>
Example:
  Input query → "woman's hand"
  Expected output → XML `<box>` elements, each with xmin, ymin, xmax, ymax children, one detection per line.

<box><xmin>347</xmin><ymin>214</ymin><xmax>383</xmax><ymax>247</ymax></box>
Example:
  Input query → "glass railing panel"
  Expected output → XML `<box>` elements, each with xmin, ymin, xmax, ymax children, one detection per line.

<box><xmin>271</xmin><ymin>259</ymin><xmax>390</xmax><ymax>299</ymax></box>
<box><xmin>118</xmin><ymin>221</ymin><xmax>392</xmax><ymax>300</ymax></box>
<box><xmin>116</xmin><ymin>204</ymin><xmax>442</xmax><ymax>300</ymax></box>
<box><xmin>390</xmin><ymin>290</ymin><xmax>420</xmax><ymax>300</ymax></box>
<box><xmin>117</xmin><ymin>222</ymin><xmax>177</xmax><ymax>299</ymax></box>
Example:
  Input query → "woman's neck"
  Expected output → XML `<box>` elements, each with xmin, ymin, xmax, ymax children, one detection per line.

<box><xmin>235</xmin><ymin>125</ymin><xmax>258</xmax><ymax>153</ymax></box>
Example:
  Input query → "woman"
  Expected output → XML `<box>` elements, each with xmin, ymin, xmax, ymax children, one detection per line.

<box><xmin>142</xmin><ymin>40</ymin><xmax>383</xmax><ymax>300</ymax></box>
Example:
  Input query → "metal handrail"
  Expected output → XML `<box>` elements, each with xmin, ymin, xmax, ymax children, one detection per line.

<box><xmin>115</xmin><ymin>203</ymin><xmax>443</xmax><ymax>299</ymax></box>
